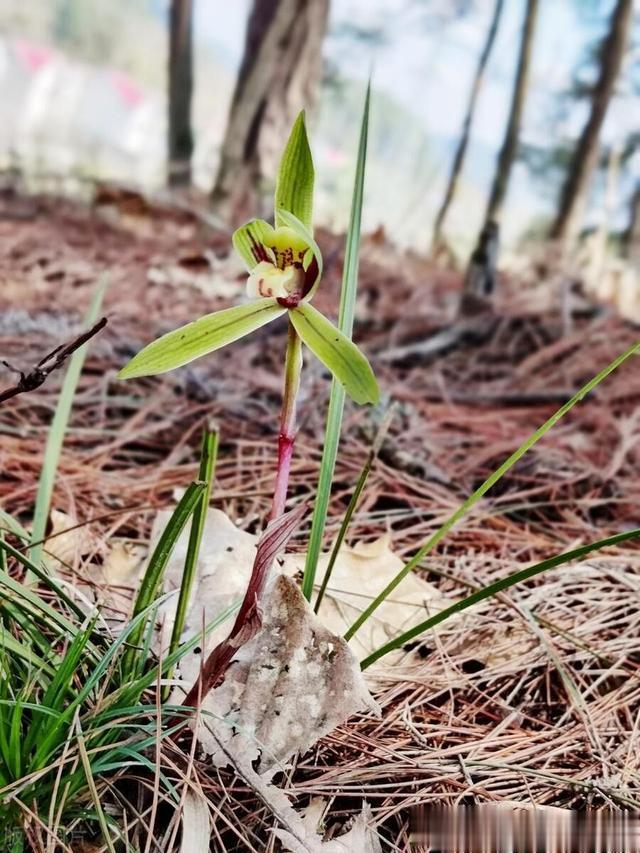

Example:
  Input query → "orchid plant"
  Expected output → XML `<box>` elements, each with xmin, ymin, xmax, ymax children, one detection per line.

<box><xmin>119</xmin><ymin>112</ymin><xmax>378</xmax><ymax>521</ymax></box>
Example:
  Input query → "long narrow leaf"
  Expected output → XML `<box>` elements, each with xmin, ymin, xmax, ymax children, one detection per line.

<box><xmin>32</xmin><ymin>599</ymin><xmax>168</xmax><ymax>769</ymax></box>
<box><xmin>346</xmin><ymin>338</ymin><xmax>640</xmax><ymax>640</ymax></box>
<box><xmin>118</xmin><ymin>300</ymin><xmax>285</xmax><ymax>379</ymax></box>
<box><xmin>29</xmin><ymin>278</ymin><xmax>107</xmax><ymax>569</ymax></box>
<box><xmin>0</xmin><ymin>569</ymin><xmax>84</xmax><ymax>639</ymax></box>
<box><xmin>74</xmin><ymin>715</ymin><xmax>117</xmax><ymax>853</ymax></box>
<box><xmin>301</xmin><ymin>84</ymin><xmax>371</xmax><ymax>600</ymax></box>
<box><xmin>165</xmin><ymin>427</ymin><xmax>219</xmax><ymax>696</ymax></box>
<box><xmin>361</xmin><ymin>528</ymin><xmax>640</xmax><ymax>669</ymax></box>
<box><xmin>131</xmin><ymin>483</ymin><xmax>206</xmax><ymax>619</ymax></box>
<box><xmin>0</xmin><ymin>538</ymin><xmax>95</xmax><ymax>626</ymax></box>
<box><xmin>314</xmin><ymin>407</ymin><xmax>393</xmax><ymax>613</ymax></box>
<box><xmin>123</xmin><ymin>482</ymin><xmax>206</xmax><ymax>677</ymax></box>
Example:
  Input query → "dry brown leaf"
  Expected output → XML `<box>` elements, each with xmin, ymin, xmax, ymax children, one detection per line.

<box><xmin>155</xmin><ymin>506</ymin><xmax>258</xmax><ymax>650</ymax></box>
<box><xmin>180</xmin><ymin>790</ymin><xmax>211</xmax><ymax>853</ymax></box>
<box><xmin>275</xmin><ymin>800</ymin><xmax>382</xmax><ymax>853</ymax></box>
<box><xmin>201</xmin><ymin>723</ymin><xmax>382</xmax><ymax>852</ymax></box>
<box><xmin>175</xmin><ymin>574</ymin><xmax>379</xmax><ymax>776</ymax></box>
<box><xmin>101</xmin><ymin>540</ymin><xmax>146</xmax><ymax>584</ymax></box>
<box><xmin>44</xmin><ymin>509</ymin><xmax>100</xmax><ymax>570</ymax></box>
<box><xmin>282</xmin><ymin>535</ymin><xmax>454</xmax><ymax>662</ymax></box>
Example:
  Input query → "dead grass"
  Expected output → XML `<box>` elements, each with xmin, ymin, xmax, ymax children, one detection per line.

<box><xmin>1</xmin><ymin>193</ymin><xmax>640</xmax><ymax>849</ymax></box>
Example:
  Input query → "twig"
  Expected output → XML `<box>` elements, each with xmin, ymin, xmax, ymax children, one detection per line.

<box><xmin>0</xmin><ymin>317</ymin><xmax>107</xmax><ymax>405</ymax></box>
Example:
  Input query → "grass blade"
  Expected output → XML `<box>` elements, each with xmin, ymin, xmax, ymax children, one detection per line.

<box><xmin>0</xmin><ymin>538</ymin><xmax>95</xmax><ymax>625</ymax></box>
<box><xmin>314</xmin><ymin>407</ymin><xmax>394</xmax><ymax>613</ymax></box>
<box><xmin>74</xmin><ymin>714</ymin><xmax>117</xmax><ymax>853</ymax></box>
<box><xmin>131</xmin><ymin>483</ymin><xmax>206</xmax><ymax>620</ymax></box>
<box><xmin>29</xmin><ymin>278</ymin><xmax>107</xmax><ymax>570</ymax></box>
<box><xmin>122</xmin><ymin>482</ymin><xmax>205</xmax><ymax>679</ymax></box>
<box><xmin>360</xmin><ymin>527</ymin><xmax>640</xmax><ymax>669</ymax></box>
<box><xmin>346</xmin><ymin>338</ymin><xmax>640</xmax><ymax>639</ymax></box>
<box><xmin>165</xmin><ymin>427</ymin><xmax>219</xmax><ymax>696</ymax></box>
<box><xmin>301</xmin><ymin>83</ymin><xmax>370</xmax><ymax>600</ymax></box>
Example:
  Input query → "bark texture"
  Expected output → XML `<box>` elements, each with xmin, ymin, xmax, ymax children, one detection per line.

<box><xmin>550</xmin><ymin>0</ymin><xmax>633</xmax><ymax>245</ymax></box>
<box><xmin>622</xmin><ymin>182</ymin><xmax>640</xmax><ymax>266</ymax></box>
<box><xmin>211</xmin><ymin>0</ymin><xmax>330</xmax><ymax>225</ymax></box>
<box><xmin>483</xmin><ymin>0</ymin><xmax>538</xmax><ymax>227</ymax></box>
<box><xmin>431</xmin><ymin>0</ymin><xmax>504</xmax><ymax>255</ymax></box>
<box><xmin>168</xmin><ymin>0</ymin><xmax>194</xmax><ymax>187</ymax></box>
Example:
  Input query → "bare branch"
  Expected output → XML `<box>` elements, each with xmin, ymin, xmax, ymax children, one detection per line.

<box><xmin>0</xmin><ymin>317</ymin><xmax>108</xmax><ymax>406</ymax></box>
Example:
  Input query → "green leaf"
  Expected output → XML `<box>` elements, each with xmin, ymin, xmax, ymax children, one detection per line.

<box><xmin>232</xmin><ymin>219</ymin><xmax>276</xmax><ymax>271</ymax></box>
<box><xmin>360</xmin><ymin>527</ymin><xmax>640</xmax><ymax>669</ymax></box>
<box><xmin>118</xmin><ymin>300</ymin><xmax>286</xmax><ymax>379</ymax></box>
<box><xmin>164</xmin><ymin>426</ymin><xmax>219</xmax><ymax>698</ymax></box>
<box><xmin>290</xmin><ymin>303</ymin><xmax>378</xmax><ymax>406</ymax></box>
<box><xmin>301</xmin><ymin>83</ymin><xmax>371</xmax><ymax>600</ymax></box>
<box><xmin>274</xmin><ymin>111</ymin><xmax>315</xmax><ymax>230</ymax></box>
<box><xmin>29</xmin><ymin>277</ymin><xmax>107</xmax><ymax>571</ymax></box>
<box><xmin>277</xmin><ymin>208</ymin><xmax>323</xmax><ymax>297</ymax></box>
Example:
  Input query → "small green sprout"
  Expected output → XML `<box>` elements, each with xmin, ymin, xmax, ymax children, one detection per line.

<box><xmin>118</xmin><ymin>112</ymin><xmax>379</xmax><ymax>408</ymax></box>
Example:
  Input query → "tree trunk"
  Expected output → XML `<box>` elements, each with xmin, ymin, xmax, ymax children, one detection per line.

<box><xmin>622</xmin><ymin>182</ymin><xmax>640</xmax><ymax>266</ymax></box>
<box><xmin>168</xmin><ymin>0</ymin><xmax>194</xmax><ymax>187</ymax></box>
<box><xmin>483</xmin><ymin>0</ymin><xmax>538</xmax><ymax>227</ymax></box>
<box><xmin>549</xmin><ymin>0</ymin><xmax>633</xmax><ymax>245</ymax></box>
<box><xmin>211</xmin><ymin>0</ymin><xmax>330</xmax><ymax>226</ymax></box>
<box><xmin>431</xmin><ymin>0</ymin><xmax>504</xmax><ymax>256</ymax></box>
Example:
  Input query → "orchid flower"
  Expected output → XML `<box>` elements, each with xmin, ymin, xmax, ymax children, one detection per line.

<box><xmin>118</xmin><ymin>113</ymin><xmax>378</xmax><ymax>407</ymax></box>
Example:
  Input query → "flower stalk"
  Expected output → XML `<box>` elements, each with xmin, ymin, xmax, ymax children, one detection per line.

<box><xmin>270</xmin><ymin>320</ymin><xmax>302</xmax><ymax>520</ymax></box>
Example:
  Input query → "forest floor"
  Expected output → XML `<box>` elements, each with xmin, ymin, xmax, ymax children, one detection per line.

<box><xmin>1</xmin><ymin>190</ymin><xmax>640</xmax><ymax>850</ymax></box>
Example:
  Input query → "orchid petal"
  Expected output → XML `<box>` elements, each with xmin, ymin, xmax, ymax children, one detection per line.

<box><xmin>275</xmin><ymin>111</ymin><xmax>315</xmax><ymax>230</ymax></box>
<box><xmin>277</xmin><ymin>209</ymin><xmax>323</xmax><ymax>298</ymax></box>
<box><xmin>118</xmin><ymin>300</ymin><xmax>286</xmax><ymax>379</ymax></box>
<box><xmin>232</xmin><ymin>219</ymin><xmax>276</xmax><ymax>271</ymax></box>
<box><xmin>289</xmin><ymin>303</ymin><xmax>379</xmax><ymax>405</ymax></box>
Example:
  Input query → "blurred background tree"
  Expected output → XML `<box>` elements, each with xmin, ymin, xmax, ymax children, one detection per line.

<box><xmin>210</xmin><ymin>0</ymin><xmax>330</xmax><ymax>225</ymax></box>
<box><xmin>168</xmin><ymin>0</ymin><xmax>194</xmax><ymax>187</ymax></box>
<box><xmin>550</xmin><ymin>0</ymin><xmax>634</xmax><ymax>248</ymax></box>
<box><xmin>0</xmin><ymin>0</ymin><xmax>637</xmax><ymax>267</ymax></box>
<box><xmin>482</xmin><ymin>0</ymin><xmax>539</xmax><ymax>231</ymax></box>
<box><xmin>431</xmin><ymin>0</ymin><xmax>505</xmax><ymax>257</ymax></box>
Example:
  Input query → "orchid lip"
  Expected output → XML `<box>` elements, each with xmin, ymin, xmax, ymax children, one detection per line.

<box><xmin>276</xmin><ymin>293</ymin><xmax>302</xmax><ymax>309</ymax></box>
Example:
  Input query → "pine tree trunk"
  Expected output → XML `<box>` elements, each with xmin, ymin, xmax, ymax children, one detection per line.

<box><xmin>483</xmin><ymin>0</ymin><xmax>538</xmax><ymax>227</ymax></box>
<box><xmin>622</xmin><ymin>182</ymin><xmax>640</xmax><ymax>266</ymax></box>
<box><xmin>549</xmin><ymin>0</ymin><xmax>633</xmax><ymax>245</ymax></box>
<box><xmin>168</xmin><ymin>0</ymin><xmax>194</xmax><ymax>187</ymax></box>
<box><xmin>211</xmin><ymin>0</ymin><xmax>329</xmax><ymax>225</ymax></box>
<box><xmin>431</xmin><ymin>0</ymin><xmax>504</xmax><ymax>256</ymax></box>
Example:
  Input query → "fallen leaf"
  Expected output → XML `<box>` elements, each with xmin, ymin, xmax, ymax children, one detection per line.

<box><xmin>175</xmin><ymin>573</ymin><xmax>379</xmax><ymax>777</ymax></box>
<box><xmin>101</xmin><ymin>540</ymin><xmax>146</xmax><ymax>585</ymax></box>
<box><xmin>155</xmin><ymin>506</ymin><xmax>258</xmax><ymax>651</ymax></box>
<box><xmin>44</xmin><ymin>509</ymin><xmax>100</xmax><ymax>570</ymax></box>
<box><xmin>275</xmin><ymin>800</ymin><xmax>382</xmax><ymax>853</ymax></box>
<box><xmin>282</xmin><ymin>535</ymin><xmax>454</xmax><ymax>662</ymax></box>
<box><xmin>180</xmin><ymin>790</ymin><xmax>211</xmax><ymax>853</ymax></box>
<box><xmin>212</xmin><ymin>746</ymin><xmax>381</xmax><ymax>852</ymax></box>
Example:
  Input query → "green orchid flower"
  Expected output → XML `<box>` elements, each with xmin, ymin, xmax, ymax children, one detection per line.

<box><xmin>118</xmin><ymin>112</ymin><xmax>379</xmax><ymax>407</ymax></box>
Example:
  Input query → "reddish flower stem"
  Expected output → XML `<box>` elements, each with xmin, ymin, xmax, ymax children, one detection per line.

<box><xmin>269</xmin><ymin>318</ymin><xmax>302</xmax><ymax>521</ymax></box>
